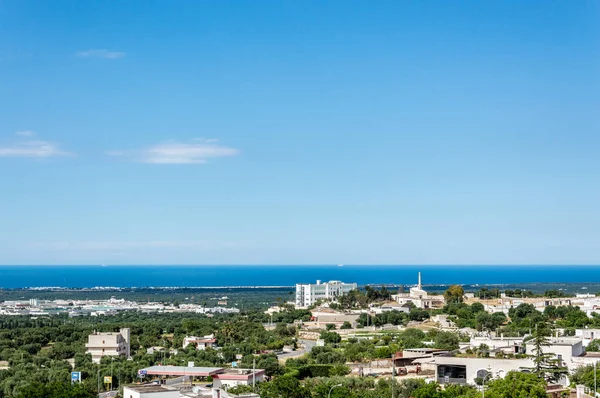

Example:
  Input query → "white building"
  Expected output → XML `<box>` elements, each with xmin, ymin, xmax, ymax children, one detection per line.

<box><xmin>430</xmin><ymin>357</ymin><xmax>534</xmax><ymax>386</ymax></box>
<box><xmin>211</xmin><ymin>389</ymin><xmax>260</xmax><ymax>398</ymax></box>
<box><xmin>212</xmin><ymin>368</ymin><xmax>265</xmax><ymax>389</ymax></box>
<box><xmin>183</xmin><ymin>334</ymin><xmax>218</xmax><ymax>350</ymax></box>
<box><xmin>371</xmin><ymin>302</ymin><xmax>411</xmax><ymax>315</ymax></box>
<box><xmin>391</xmin><ymin>272</ymin><xmax>443</xmax><ymax>309</ymax></box>
<box><xmin>295</xmin><ymin>280</ymin><xmax>357</xmax><ymax>308</ymax></box>
<box><xmin>524</xmin><ymin>337</ymin><xmax>584</xmax><ymax>371</ymax></box>
<box><xmin>575</xmin><ymin>328</ymin><xmax>600</xmax><ymax>347</ymax></box>
<box><xmin>85</xmin><ymin>328</ymin><xmax>130</xmax><ymax>363</ymax></box>
<box><xmin>469</xmin><ymin>336</ymin><xmax>524</xmax><ymax>351</ymax></box>
<box><xmin>431</xmin><ymin>314</ymin><xmax>457</xmax><ymax>329</ymax></box>
<box><xmin>122</xmin><ymin>385</ymin><xmax>178</xmax><ymax>398</ymax></box>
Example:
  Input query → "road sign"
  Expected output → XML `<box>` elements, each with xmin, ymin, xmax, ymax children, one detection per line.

<box><xmin>71</xmin><ymin>372</ymin><xmax>81</xmax><ymax>383</ymax></box>
<box><xmin>231</xmin><ymin>361</ymin><xmax>237</xmax><ymax>367</ymax></box>
<box><xmin>138</xmin><ymin>369</ymin><xmax>147</xmax><ymax>377</ymax></box>
<box><xmin>104</xmin><ymin>376</ymin><xmax>112</xmax><ymax>384</ymax></box>
<box><xmin>235</xmin><ymin>354</ymin><xmax>243</xmax><ymax>360</ymax></box>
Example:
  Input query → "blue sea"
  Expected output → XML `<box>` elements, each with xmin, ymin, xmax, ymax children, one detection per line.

<box><xmin>0</xmin><ymin>265</ymin><xmax>599</xmax><ymax>289</ymax></box>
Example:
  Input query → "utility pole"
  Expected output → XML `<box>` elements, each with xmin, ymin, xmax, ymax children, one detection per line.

<box><xmin>391</xmin><ymin>353</ymin><xmax>395</xmax><ymax>398</ymax></box>
<box><xmin>252</xmin><ymin>358</ymin><xmax>256</xmax><ymax>392</ymax></box>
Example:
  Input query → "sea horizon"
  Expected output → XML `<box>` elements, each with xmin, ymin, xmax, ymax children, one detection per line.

<box><xmin>1</xmin><ymin>264</ymin><xmax>599</xmax><ymax>289</ymax></box>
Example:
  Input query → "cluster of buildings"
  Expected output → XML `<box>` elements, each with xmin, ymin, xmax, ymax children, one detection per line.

<box><xmin>290</xmin><ymin>274</ymin><xmax>600</xmax><ymax>395</ymax></box>
<box><xmin>85</xmin><ymin>330</ymin><xmax>224</xmax><ymax>363</ymax></box>
<box><xmin>123</xmin><ymin>366</ymin><xmax>264</xmax><ymax>398</ymax></box>
<box><xmin>294</xmin><ymin>273</ymin><xmax>444</xmax><ymax>310</ymax></box>
<box><xmin>471</xmin><ymin>292</ymin><xmax>600</xmax><ymax>318</ymax></box>
<box><xmin>391</xmin><ymin>272</ymin><xmax>445</xmax><ymax>309</ymax></box>
<box><xmin>0</xmin><ymin>297</ymin><xmax>239</xmax><ymax>317</ymax></box>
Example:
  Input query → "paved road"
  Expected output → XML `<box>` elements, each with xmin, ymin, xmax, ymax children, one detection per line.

<box><xmin>98</xmin><ymin>391</ymin><xmax>117</xmax><ymax>398</ymax></box>
<box><xmin>277</xmin><ymin>339</ymin><xmax>317</xmax><ymax>360</ymax></box>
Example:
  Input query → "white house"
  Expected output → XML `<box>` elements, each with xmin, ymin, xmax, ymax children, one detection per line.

<box><xmin>575</xmin><ymin>328</ymin><xmax>600</xmax><ymax>347</ymax></box>
<box><xmin>122</xmin><ymin>385</ymin><xmax>178</xmax><ymax>398</ymax></box>
<box><xmin>524</xmin><ymin>337</ymin><xmax>584</xmax><ymax>371</ymax></box>
<box><xmin>432</xmin><ymin>314</ymin><xmax>456</xmax><ymax>329</ymax></box>
<box><xmin>469</xmin><ymin>336</ymin><xmax>524</xmax><ymax>351</ymax></box>
<box><xmin>85</xmin><ymin>328</ymin><xmax>130</xmax><ymax>363</ymax></box>
<box><xmin>212</xmin><ymin>368</ymin><xmax>265</xmax><ymax>389</ymax></box>
<box><xmin>183</xmin><ymin>334</ymin><xmax>218</xmax><ymax>350</ymax></box>
<box><xmin>371</xmin><ymin>302</ymin><xmax>410</xmax><ymax>315</ymax></box>
<box><xmin>295</xmin><ymin>280</ymin><xmax>357</xmax><ymax>308</ymax></box>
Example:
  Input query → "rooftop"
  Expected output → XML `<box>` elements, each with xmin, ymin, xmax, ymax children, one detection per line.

<box><xmin>219</xmin><ymin>368</ymin><xmax>263</xmax><ymax>375</ymax></box>
<box><xmin>124</xmin><ymin>385</ymin><xmax>176</xmax><ymax>393</ymax></box>
<box><xmin>141</xmin><ymin>366</ymin><xmax>224</xmax><ymax>376</ymax></box>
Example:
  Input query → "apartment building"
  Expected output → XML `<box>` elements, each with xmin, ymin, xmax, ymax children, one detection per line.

<box><xmin>85</xmin><ymin>328</ymin><xmax>130</xmax><ymax>363</ymax></box>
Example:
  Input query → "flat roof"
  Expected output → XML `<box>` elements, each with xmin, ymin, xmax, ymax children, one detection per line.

<box><xmin>214</xmin><ymin>368</ymin><xmax>265</xmax><ymax>380</ymax></box>
<box><xmin>124</xmin><ymin>385</ymin><xmax>175</xmax><ymax>393</ymax></box>
<box><xmin>141</xmin><ymin>366</ymin><xmax>224</xmax><ymax>376</ymax></box>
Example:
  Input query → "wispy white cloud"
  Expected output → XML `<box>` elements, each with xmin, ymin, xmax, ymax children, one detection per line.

<box><xmin>76</xmin><ymin>49</ymin><xmax>125</xmax><ymax>59</ymax></box>
<box><xmin>0</xmin><ymin>135</ymin><xmax>72</xmax><ymax>158</ymax></box>
<box><xmin>15</xmin><ymin>130</ymin><xmax>35</xmax><ymax>137</ymax></box>
<box><xmin>32</xmin><ymin>241</ymin><xmax>243</xmax><ymax>251</ymax></box>
<box><xmin>109</xmin><ymin>139</ymin><xmax>240</xmax><ymax>164</ymax></box>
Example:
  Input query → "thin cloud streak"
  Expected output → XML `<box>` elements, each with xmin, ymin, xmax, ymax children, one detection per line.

<box><xmin>76</xmin><ymin>49</ymin><xmax>125</xmax><ymax>59</ymax></box>
<box><xmin>32</xmin><ymin>241</ymin><xmax>245</xmax><ymax>251</ymax></box>
<box><xmin>109</xmin><ymin>139</ymin><xmax>240</xmax><ymax>164</ymax></box>
<box><xmin>0</xmin><ymin>140</ymin><xmax>72</xmax><ymax>158</ymax></box>
<box><xmin>15</xmin><ymin>130</ymin><xmax>35</xmax><ymax>137</ymax></box>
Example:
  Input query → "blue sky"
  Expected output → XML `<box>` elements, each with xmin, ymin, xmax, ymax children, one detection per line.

<box><xmin>1</xmin><ymin>1</ymin><xmax>598</xmax><ymax>265</ymax></box>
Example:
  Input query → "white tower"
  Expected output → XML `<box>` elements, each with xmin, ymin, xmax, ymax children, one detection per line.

<box><xmin>418</xmin><ymin>272</ymin><xmax>422</xmax><ymax>289</ymax></box>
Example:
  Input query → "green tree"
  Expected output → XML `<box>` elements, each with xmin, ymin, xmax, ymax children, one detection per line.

<box><xmin>484</xmin><ymin>371</ymin><xmax>547</xmax><ymax>398</ymax></box>
<box><xmin>587</xmin><ymin>339</ymin><xmax>600</xmax><ymax>352</ymax></box>
<box><xmin>527</xmin><ymin>321</ymin><xmax>568</xmax><ymax>382</ymax></box>
<box><xmin>320</xmin><ymin>331</ymin><xmax>341</xmax><ymax>344</ymax></box>
<box><xmin>444</xmin><ymin>285</ymin><xmax>465</xmax><ymax>304</ymax></box>
<box><xmin>340</xmin><ymin>321</ymin><xmax>352</xmax><ymax>330</ymax></box>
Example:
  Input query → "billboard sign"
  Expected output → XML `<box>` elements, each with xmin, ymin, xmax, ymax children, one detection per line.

<box><xmin>71</xmin><ymin>372</ymin><xmax>81</xmax><ymax>383</ymax></box>
<box><xmin>103</xmin><ymin>376</ymin><xmax>112</xmax><ymax>384</ymax></box>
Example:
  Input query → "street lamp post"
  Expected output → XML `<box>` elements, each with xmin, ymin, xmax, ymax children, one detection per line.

<box><xmin>594</xmin><ymin>360</ymin><xmax>597</xmax><ymax>397</ymax></box>
<box><xmin>328</xmin><ymin>383</ymin><xmax>343</xmax><ymax>398</ymax></box>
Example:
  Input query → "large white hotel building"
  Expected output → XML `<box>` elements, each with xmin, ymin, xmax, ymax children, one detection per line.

<box><xmin>295</xmin><ymin>280</ymin><xmax>357</xmax><ymax>308</ymax></box>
